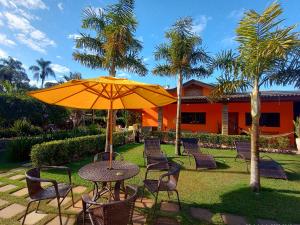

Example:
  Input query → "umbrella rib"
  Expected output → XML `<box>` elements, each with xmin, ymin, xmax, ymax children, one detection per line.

<box><xmin>52</xmin><ymin>83</ymin><xmax>99</xmax><ymax>104</ymax></box>
<box><xmin>101</xmin><ymin>83</ymin><xmax>110</xmax><ymax>98</ymax></box>
<box><xmin>131</xmin><ymin>90</ymin><xmax>157</xmax><ymax>107</ymax></box>
<box><xmin>115</xmin><ymin>85</ymin><xmax>126</xmax><ymax>108</ymax></box>
<box><xmin>90</xmin><ymin>95</ymin><xmax>101</xmax><ymax>109</ymax></box>
<box><xmin>82</xmin><ymin>83</ymin><xmax>110</xmax><ymax>100</ymax></box>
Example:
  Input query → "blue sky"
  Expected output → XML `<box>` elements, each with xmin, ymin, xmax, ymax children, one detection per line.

<box><xmin>0</xmin><ymin>0</ymin><xmax>299</xmax><ymax>90</ymax></box>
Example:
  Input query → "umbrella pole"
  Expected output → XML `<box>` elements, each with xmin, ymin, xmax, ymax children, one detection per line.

<box><xmin>109</xmin><ymin>106</ymin><xmax>113</xmax><ymax>169</ymax></box>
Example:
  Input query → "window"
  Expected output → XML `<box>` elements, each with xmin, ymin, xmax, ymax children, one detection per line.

<box><xmin>245</xmin><ymin>113</ymin><xmax>280</xmax><ymax>127</ymax></box>
<box><xmin>182</xmin><ymin>112</ymin><xmax>206</xmax><ymax>124</ymax></box>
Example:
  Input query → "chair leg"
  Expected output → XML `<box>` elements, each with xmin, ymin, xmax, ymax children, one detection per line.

<box><xmin>70</xmin><ymin>188</ymin><xmax>75</xmax><ymax>207</ymax></box>
<box><xmin>140</xmin><ymin>184</ymin><xmax>145</xmax><ymax>202</ymax></box>
<box><xmin>153</xmin><ymin>192</ymin><xmax>159</xmax><ymax>217</ymax></box>
<box><xmin>82</xmin><ymin>199</ymin><xmax>86</xmax><ymax>225</ymax></box>
<box><xmin>35</xmin><ymin>200</ymin><xmax>40</xmax><ymax>213</ymax></box>
<box><xmin>57</xmin><ymin>198</ymin><xmax>63</xmax><ymax>225</ymax></box>
<box><xmin>174</xmin><ymin>190</ymin><xmax>181</xmax><ymax>209</ymax></box>
<box><xmin>22</xmin><ymin>201</ymin><xmax>33</xmax><ymax>225</ymax></box>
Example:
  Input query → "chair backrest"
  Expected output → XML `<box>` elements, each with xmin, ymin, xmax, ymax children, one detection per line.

<box><xmin>235</xmin><ymin>141</ymin><xmax>251</xmax><ymax>160</ymax></box>
<box><xmin>144</xmin><ymin>138</ymin><xmax>161</xmax><ymax>154</ymax></box>
<box><xmin>91</xmin><ymin>186</ymin><xmax>138</xmax><ymax>225</ymax></box>
<box><xmin>93</xmin><ymin>152</ymin><xmax>121</xmax><ymax>162</ymax></box>
<box><xmin>25</xmin><ymin>168</ymin><xmax>43</xmax><ymax>198</ymax></box>
<box><xmin>165</xmin><ymin>163</ymin><xmax>181</xmax><ymax>190</ymax></box>
<box><xmin>181</xmin><ymin>138</ymin><xmax>199</xmax><ymax>153</ymax></box>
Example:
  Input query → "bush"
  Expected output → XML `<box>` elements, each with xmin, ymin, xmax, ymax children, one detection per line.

<box><xmin>31</xmin><ymin>131</ymin><xmax>134</xmax><ymax>166</ymax></box>
<box><xmin>10</xmin><ymin>119</ymin><xmax>43</xmax><ymax>136</ymax></box>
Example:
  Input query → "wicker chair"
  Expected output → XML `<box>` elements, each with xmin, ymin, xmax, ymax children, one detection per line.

<box><xmin>181</xmin><ymin>138</ymin><xmax>217</xmax><ymax>169</ymax></box>
<box><xmin>22</xmin><ymin>166</ymin><xmax>74</xmax><ymax>225</ymax></box>
<box><xmin>82</xmin><ymin>185</ymin><xmax>138</xmax><ymax>225</ymax></box>
<box><xmin>144</xmin><ymin>138</ymin><xmax>169</xmax><ymax>170</ymax></box>
<box><xmin>235</xmin><ymin>141</ymin><xmax>287</xmax><ymax>179</ymax></box>
<box><xmin>141</xmin><ymin>162</ymin><xmax>181</xmax><ymax>215</ymax></box>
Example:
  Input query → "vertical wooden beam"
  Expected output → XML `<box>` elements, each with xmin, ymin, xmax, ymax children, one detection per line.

<box><xmin>222</xmin><ymin>104</ymin><xmax>229</xmax><ymax>135</ymax></box>
<box><xmin>157</xmin><ymin>107</ymin><xmax>163</xmax><ymax>131</ymax></box>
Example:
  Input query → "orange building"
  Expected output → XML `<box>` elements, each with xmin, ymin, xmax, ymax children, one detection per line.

<box><xmin>142</xmin><ymin>79</ymin><xmax>300</xmax><ymax>141</ymax></box>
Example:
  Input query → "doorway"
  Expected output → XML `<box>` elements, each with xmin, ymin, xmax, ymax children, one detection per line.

<box><xmin>228</xmin><ymin>112</ymin><xmax>239</xmax><ymax>135</ymax></box>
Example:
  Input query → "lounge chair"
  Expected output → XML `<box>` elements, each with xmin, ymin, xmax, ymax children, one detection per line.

<box><xmin>144</xmin><ymin>138</ymin><xmax>169</xmax><ymax>170</ymax></box>
<box><xmin>181</xmin><ymin>138</ymin><xmax>217</xmax><ymax>169</ymax></box>
<box><xmin>235</xmin><ymin>141</ymin><xmax>287</xmax><ymax>179</ymax></box>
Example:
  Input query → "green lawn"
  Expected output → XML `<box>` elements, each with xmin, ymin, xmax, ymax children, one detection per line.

<box><xmin>0</xmin><ymin>144</ymin><xmax>299</xmax><ymax>225</ymax></box>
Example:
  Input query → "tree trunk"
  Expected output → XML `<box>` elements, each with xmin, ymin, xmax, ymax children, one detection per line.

<box><xmin>250</xmin><ymin>79</ymin><xmax>261</xmax><ymax>192</ymax></box>
<box><xmin>175</xmin><ymin>72</ymin><xmax>183</xmax><ymax>155</ymax></box>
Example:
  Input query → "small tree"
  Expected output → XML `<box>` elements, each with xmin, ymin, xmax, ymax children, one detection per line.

<box><xmin>153</xmin><ymin>17</ymin><xmax>211</xmax><ymax>155</ymax></box>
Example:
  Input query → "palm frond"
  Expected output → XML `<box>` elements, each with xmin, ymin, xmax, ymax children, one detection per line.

<box><xmin>152</xmin><ymin>64</ymin><xmax>173</xmax><ymax>76</ymax></box>
<box><xmin>73</xmin><ymin>52</ymin><xmax>106</xmax><ymax>69</ymax></box>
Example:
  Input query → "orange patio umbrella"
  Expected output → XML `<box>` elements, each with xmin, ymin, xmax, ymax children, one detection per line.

<box><xmin>28</xmin><ymin>76</ymin><xmax>176</xmax><ymax>168</ymax></box>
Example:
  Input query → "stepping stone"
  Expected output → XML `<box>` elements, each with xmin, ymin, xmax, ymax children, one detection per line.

<box><xmin>21</xmin><ymin>179</ymin><xmax>26</xmax><ymax>183</ymax></box>
<box><xmin>190</xmin><ymin>207</ymin><xmax>213</xmax><ymax>223</ymax></box>
<box><xmin>160</xmin><ymin>201</ymin><xmax>180</xmax><ymax>213</ymax></box>
<box><xmin>48</xmin><ymin>197</ymin><xmax>71</xmax><ymax>207</ymax></box>
<box><xmin>0</xmin><ymin>184</ymin><xmax>17</xmax><ymax>192</ymax></box>
<box><xmin>132</xmin><ymin>211</ymin><xmax>146</xmax><ymax>225</ymax></box>
<box><xmin>9</xmin><ymin>174</ymin><xmax>25</xmax><ymax>180</ymax></box>
<box><xmin>72</xmin><ymin>186</ymin><xmax>87</xmax><ymax>194</ymax></box>
<box><xmin>20</xmin><ymin>211</ymin><xmax>47</xmax><ymax>225</ymax></box>
<box><xmin>46</xmin><ymin>215</ymin><xmax>76</xmax><ymax>225</ymax></box>
<box><xmin>0</xmin><ymin>199</ymin><xmax>8</xmax><ymax>207</ymax></box>
<box><xmin>257</xmin><ymin>219</ymin><xmax>280</xmax><ymax>225</ymax></box>
<box><xmin>0</xmin><ymin>203</ymin><xmax>26</xmax><ymax>219</ymax></box>
<box><xmin>0</xmin><ymin>172</ymin><xmax>14</xmax><ymax>177</ymax></box>
<box><xmin>67</xmin><ymin>200</ymin><xmax>82</xmax><ymax>213</ymax></box>
<box><xmin>135</xmin><ymin>198</ymin><xmax>154</xmax><ymax>208</ymax></box>
<box><xmin>155</xmin><ymin>217</ymin><xmax>180</xmax><ymax>225</ymax></box>
<box><xmin>9</xmin><ymin>168</ymin><xmax>23</xmax><ymax>173</ymax></box>
<box><xmin>12</xmin><ymin>188</ymin><xmax>28</xmax><ymax>197</ymax></box>
<box><xmin>221</xmin><ymin>213</ymin><xmax>248</xmax><ymax>225</ymax></box>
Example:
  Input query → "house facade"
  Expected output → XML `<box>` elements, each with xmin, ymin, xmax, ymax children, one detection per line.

<box><xmin>142</xmin><ymin>79</ymin><xmax>300</xmax><ymax>142</ymax></box>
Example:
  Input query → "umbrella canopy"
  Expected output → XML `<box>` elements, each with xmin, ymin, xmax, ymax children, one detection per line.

<box><xmin>28</xmin><ymin>76</ymin><xmax>176</xmax><ymax>169</ymax></box>
<box><xmin>28</xmin><ymin>76</ymin><xmax>176</xmax><ymax>110</ymax></box>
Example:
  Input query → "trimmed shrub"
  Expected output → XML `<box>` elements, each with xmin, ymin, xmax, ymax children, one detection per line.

<box><xmin>31</xmin><ymin>131</ymin><xmax>134</xmax><ymax>166</ymax></box>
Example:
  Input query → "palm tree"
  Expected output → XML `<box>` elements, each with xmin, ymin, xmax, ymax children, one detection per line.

<box><xmin>63</xmin><ymin>72</ymin><xmax>82</xmax><ymax>81</ymax></box>
<box><xmin>29</xmin><ymin>58</ymin><xmax>55</xmax><ymax>88</ymax></box>
<box><xmin>211</xmin><ymin>2</ymin><xmax>299</xmax><ymax>192</ymax></box>
<box><xmin>73</xmin><ymin>0</ymin><xmax>147</xmax><ymax>151</ymax></box>
<box><xmin>152</xmin><ymin>17</ymin><xmax>211</xmax><ymax>155</ymax></box>
<box><xmin>0</xmin><ymin>56</ymin><xmax>29</xmax><ymax>86</ymax></box>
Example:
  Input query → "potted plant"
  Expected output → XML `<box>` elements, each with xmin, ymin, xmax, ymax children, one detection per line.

<box><xmin>294</xmin><ymin>117</ymin><xmax>300</xmax><ymax>153</ymax></box>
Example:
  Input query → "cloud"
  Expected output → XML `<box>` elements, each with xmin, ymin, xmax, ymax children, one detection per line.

<box><xmin>143</xmin><ymin>57</ymin><xmax>150</xmax><ymax>62</ymax></box>
<box><xmin>0</xmin><ymin>33</ymin><xmax>16</xmax><ymax>47</ymax></box>
<box><xmin>68</xmin><ymin>33</ymin><xmax>81</xmax><ymax>40</ymax></box>
<box><xmin>0</xmin><ymin>0</ymin><xmax>47</xmax><ymax>10</ymax></box>
<box><xmin>4</xmin><ymin>12</ymin><xmax>55</xmax><ymax>53</ymax></box>
<box><xmin>0</xmin><ymin>48</ymin><xmax>8</xmax><ymax>58</ymax></box>
<box><xmin>117</xmin><ymin>72</ymin><xmax>131</xmax><ymax>78</ymax></box>
<box><xmin>192</xmin><ymin>15</ymin><xmax>212</xmax><ymax>34</ymax></box>
<box><xmin>57</xmin><ymin>2</ymin><xmax>63</xmax><ymax>11</ymax></box>
<box><xmin>56</xmin><ymin>55</ymin><xmax>62</xmax><ymax>59</ymax></box>
<box><xmin>221</xmin><ymin>36</ymin><xmax>237</xmax><ymax>47</ymax></box>
<box><xmin>228</xmin><ymin>8</ymin><xmax>245</xmax><ymax>20</ymax></box>
<box><xmin>51</xmin><ymin>64</ymin><xmax>70</xmax><ymax>74</ymax></box>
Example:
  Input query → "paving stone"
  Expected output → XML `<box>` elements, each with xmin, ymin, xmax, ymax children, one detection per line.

<box><xmin>160</xmin><ymin>201</ymin><xmax>180</xmax><ymax>213</ymax></box>
<box><xmin>135</xmin><ymin>198</ymin><xmax>154</xmax><ymax>208</ymax></box>
<box><xmin>221</xmin><ymin>213</ymin><xmax>248</xmax><ymax>225</ymax></box>
<box><xmin>257</xmin><ymin>219</ymin><xmax>280</xmax><ymax>225</ymax></box>
<box><xmin>132</xmin><ymin>211</ymin><xmax>147</xmax><ymax>225</ymax></box>
<box><xmin>0</xmin><ymin>203</ymin><xmax>26</xmax><ymax>219</ymax></box>
<box><xmin>0</xmin><ymin>184</ymin><xmax>17</xmax><ymax>192</ymax></box>
<box><xmin>21</xmin><ymin>211</ymin><xmax>47</xmax><ymax>225</ymax></box>
<box><xmin>67</xmin><ymin>200</ymin><xmax>82</xmax><ymax>213</ymax></box>
<box><xmin>190</xmin><ymin>207</ymin><xmax>213</xmax><ymax>223</ymax></box>
<box><xmin>12</xmin><ymin>188</ymin><xmax>28</xmax><ymax>197</ymax></box>
<box><xmin>72</xmin><ymin>186</ymin><xmax>87</xmax><ymax>194</ymax></box>
<box><xmin>155</xmin><ymin>217</ymin><xmax>180</xmax><ymax>225</ymax></box>
<box><xmin>42</xmin><ymin>182</ymin><xmax>52</xmax><ymax>188</ymax></box>
<box><xmin>0</xmin><ymin>199</ymin><xmax>8</xmax><ymax>207</ymax></box>
<box><xmin>21</xmin><ymin>179</ymin><xmax>26</xmax><ymax>183</ymax></box>
<box><xmin>9</xmin><ymin>174</ymin><xmax>26</xmax><ymax>180</ymax></box>
<box><xmin>48</xmin><ymin>197</ymin><xmax>71</xmax><ymax>207</ymax></box>
<box><xmin>9</xmin><ymin>168</ymin><xmax>24</xmax><ymax>173</ymax></box>
<box><xmin>0</xmin><ymin>172</ymin><xmax>14</xmax><ymax>177</ymax></box>
<box><xmin>46</xmin><ymin>215</ymin><xmax>76</xmax><ymax>225</ymax></box>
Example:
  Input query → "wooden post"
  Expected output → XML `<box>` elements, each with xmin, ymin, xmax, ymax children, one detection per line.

<box><xmin>158</xmin><ymin>107</ymin><xmax>163</xmax><ymax>131</ymax></box>
<box><xmin>222</xmin><ymin>104</ymin><xmax>228</xmax><ymax>135</ymax></box>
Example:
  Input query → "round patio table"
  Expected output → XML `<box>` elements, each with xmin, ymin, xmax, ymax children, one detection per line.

<box><xmin>78</xmin><ymin>160</ymin><xmax>139</xmax><ymax>201</ymax></box>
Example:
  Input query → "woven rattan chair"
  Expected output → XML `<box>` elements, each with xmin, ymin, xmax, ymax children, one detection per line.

<box><xmin>235</xmin><ymin>141</ymin><xmax>287</xmax><ymax>179</ymax></box>
<box><xmin>141</xmin><ymin>162</ymin><xmax>181</xmax><ymax>215</ymax></box>
<box><xmin>181</xmin><ymin>138</ymin><xmax>217</xmax><ymax>169</ymax></box>
<box><xmin>144</xmin><ymin>138</ymin><xmax>169</xmax><ymax>170</ymax></box>
<box><xmin>82</xmin><ymin>185</ymin><xmax>138</xmax><ymax>225</ymax></box>
<box><xmin>22</xmin><ymin>166</ymin><xmax>74</xmax><ymax>225</ymax></box>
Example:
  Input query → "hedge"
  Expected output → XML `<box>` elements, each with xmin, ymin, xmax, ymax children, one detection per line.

<box><xmin>5</xmin><ymin>126</ymin><xmax>105</xmax><ymax>162</ymax></box>
<box><xmin>143</xmin><ymin>131</ymin><xmax>291</xmax><ymax>151</ymax></box>
<box><xmin>31</xmin><ymin>131</ymin><xmax>134</xmax><ymax>166</ymax></box>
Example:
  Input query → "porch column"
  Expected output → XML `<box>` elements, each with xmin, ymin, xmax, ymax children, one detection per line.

<box><xmin>222</xmin><ymin>104</ymin><xmax>228</xmax><ymax>135</ymax></box>
<box><xmin>157</xmin><ymin>107</ymin><xmax>163</xmax><ymax>131</ymax></box>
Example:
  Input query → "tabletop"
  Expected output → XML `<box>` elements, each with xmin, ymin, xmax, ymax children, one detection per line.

<box><xmin>78</xmin><ymin>160</ymin><xmax>140</xmax><ymax>183</ymax></box>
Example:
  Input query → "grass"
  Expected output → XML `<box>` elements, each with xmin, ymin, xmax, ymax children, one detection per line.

<box><xmin>0</xmin><ymin>144</ymin><xmax>300</xmax><ymax>224</ymax></box>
